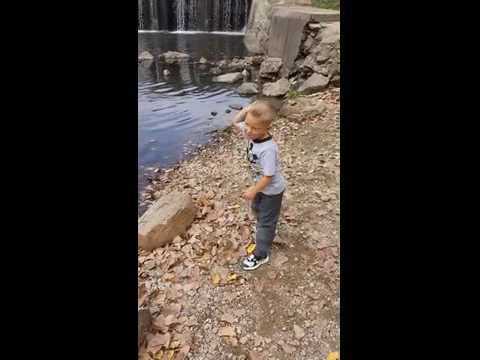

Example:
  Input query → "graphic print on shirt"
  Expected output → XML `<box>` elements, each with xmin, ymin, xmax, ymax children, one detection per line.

<box><xmin>247</xmin><ymin>142</ymin><xmax>263</xmax><ymax>180</ymax></box>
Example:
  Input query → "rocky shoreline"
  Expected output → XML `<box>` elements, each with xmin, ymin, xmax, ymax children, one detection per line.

<box><xmin>138</xmin><ymin>88</ymin><xmax>340</xmax><ymax>359</ymax></box>
<box><xmin>138</xmin><ymin>18</ymin><xmax>339</xmax><ymax>98</ymax></box>
<box><xmin>138</xmin><ymin>18</ymin><xmax>340</xmax><ymax>214</ymax></box>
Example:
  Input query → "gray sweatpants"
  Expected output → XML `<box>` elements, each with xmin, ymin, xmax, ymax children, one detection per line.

<box><xmin>251</xmin><ymin>191</ymin><xmax>284</xmax><ymax>258</ymax></box>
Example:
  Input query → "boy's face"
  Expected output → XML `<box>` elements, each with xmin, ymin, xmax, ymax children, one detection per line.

<box><xmin>245</xmin><ymin>113</ymin><xmax>270</xmax><ymax>140</ymax></box>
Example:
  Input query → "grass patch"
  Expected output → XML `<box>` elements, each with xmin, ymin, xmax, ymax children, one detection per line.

<box><xmin>287</xmin><ymin>89</ymin><xmax>301</xmax><ymax>99</ymax></box>
<box><xmin>312</xmin><ymin>0</ymin><xmax>340</xmax><ymax>10</ymax></box>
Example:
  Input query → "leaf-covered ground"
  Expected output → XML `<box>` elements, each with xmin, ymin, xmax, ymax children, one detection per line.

<box><xmin>139</xmin><ymin>89</ymin><xmax>340</xmax><ymax>360</ymax></box>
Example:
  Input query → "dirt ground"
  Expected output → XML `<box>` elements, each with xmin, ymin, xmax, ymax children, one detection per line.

<box><xmin>138</xmin><ymin>88</ymin><xmax>340</xmax><ymax>360</ymax></box>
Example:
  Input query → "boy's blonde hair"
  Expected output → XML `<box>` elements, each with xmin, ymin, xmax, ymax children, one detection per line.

<box><xmin>247</xmin><ymin>101</ymin><xmax>277</xmax><ymax>127</ymax></box>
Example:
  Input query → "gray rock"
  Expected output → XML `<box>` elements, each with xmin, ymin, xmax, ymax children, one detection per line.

<box><xmin>316</xmin><ymin>55</ymin><xmax>329</xmax><ymax>64</ymax></box>
<box><xmin>229</xmin><ymin>104</ymin><xmax>243</xmax><ymax>110</ymax></box>
<box><xmin>328</xmin><ymin>61</ymin><xmax>340</xmax><ymax>76</ymax></box>
<box><xmin>302</xmin><ymin>55</ymin><xmax>317</xmax><ymax>70</ymax></box>
<box><xmin>298</xmin><ymin>73</ymin><xmax>329</xmax><ymax>94</ymax></box>
<box><xmin>199</xmin><ymin>56</ymin><xmax>208</xmax><ymax>64</ymax></box>
<box><xmin>212</xmin><ymin>72</ymin><xmax>243</xmax><ymax>83</ymax></box>
<box><xmin>138</xmin><ymin>51</ymin><xmax>154</xmax><ymax>61</ymax></box>
<box><xmin>242</xmin><ymin>69</ymin><xmax>249</xmax><ymax>79</ymax></box>
<box><xmin>308</xmin><ymin>23</ymin><xmax>323</xmax><ymax>30</ymax></box>
<box><xmin>320</xmin><ymin>22</ymin><xmax>340</xmax><ymax>44</ymax></box>
<box><xmin>210</xmin><ymin>67</ymin><xmax>222</xmax><ymax>75</ymax></box>
<box><xmin>237</xmin><ymin>82</ymin><xmax>259</xmax><ymax>95</ymax></box>
<box><xmin>138</xmin><ymin>191</ymin><xmax>197</xmax><ymax>251</ymax></box>
<box><xmin>262</xmin><ymin>78</ymin><xmax>290</xmax><ymax>97</ymax></box>
<box><xmin>163</xmin><ymin>69</ymin><xmax>170</xmax><ymax>76</ymax></box>
<box><xmin>211</xmin><ymin>111</ymin><xmax>218</xmax><ymax>116</ymax></box>
<box><xmin>259</xmin><ymin>57</ymin><xmax>283</xmax><ymax>78</ymax></box>
<box><xmin>161</xmin><ymin>51</ymin><xmax>190</xmax><ymax>64</ymax></box>
<box><xmin>331</xmin><ymin>74</ymin><xmax>340</xmax><ymax>87</ymax></box>
<box><xmin>302</xmin><ymin>36</ymin><xmax>315</xmax><ymax>53</ymax></box>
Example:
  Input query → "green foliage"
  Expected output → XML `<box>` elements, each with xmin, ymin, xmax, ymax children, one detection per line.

<box><xmin>287</xmin><ymin>89</ymin><xmax>301</xmax><ymax>99</ymax></box>
<box><xmin>312</xmin><ymin>0</ymin><xmax>340</xmax><ymax>10</ymax></box>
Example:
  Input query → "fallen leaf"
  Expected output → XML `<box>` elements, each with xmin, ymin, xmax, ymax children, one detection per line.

<box><xmin>220</xmin><ymin>313</ymin><xmax>236</xmax><ymax>324</ymax></box>
<box><xmin>164</xmin><ymin>314</ymin><xmax>178</xmax><ymax>326</ymax></box>
<box><xmin>240</xmin><ymin>225</ymin><xmax>250</xmax><ymax>242</ymax></box>
<box><xmin>183</xmin><ymin>282</ymin><xmax>201</xmax><ymax>292</ymax></box>
<box><xmin>218</xmin><ymin>326</ymin><xmax>236</xmax><ymax>337</ymax></box>
<box><xmin>152</xmin><ymin>315</ymin><xmax>168</xmax><ymax>332</ymax></box>
<box><xmin>166</xmin><ymin>350</ymin><xmax>175</xmax><ymax>360</ymax></box>
<box><xmin>327</xmin><ymin>352</ymin><xmax>339</xmax><ymax>360</ymax></box>
<box><xmin>246</xmin><ymin>243</ymin><xmax>256</xmax><ymax>255</ymax></box>
<box><xmin>293</xmin><ymin>324</ymin><xmax>305</xmax><ymax>339</ymax></box>
<box><xmin>163</xmin><ymin>303</ymin><xmax>182</xmax><ymax>316</ymax></box>
<box><xmin>211</xmin><ymin>272</ymin><xmax>221</xmax><ymax>285</ymax></box>
<box><xmin>273</xmin><ymin>254</ymin><xmax>288</xmax><ymax>267</ymax></box>
<box><xmin>249</xmin><ymin>350</ymin><xmax>266</xmax><ymax>360</ymax></box>
<box><xmin>148</xmin><ymin>333</ymin><xmax>171</xmax><ymax>353</ymax></box>
<box><xmin>279</xmin><ymin>341</ymin><xmax>295</xmax><ymax>354</ymax></box>
<box><xmin>227</xmin><ymin>273</ymin><xmax>238</xmax><ymax>282</ymax></box>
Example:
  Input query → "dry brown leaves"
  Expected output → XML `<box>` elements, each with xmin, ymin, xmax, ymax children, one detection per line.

<box><xmin>138</xmin><ymin>89</ymin><xmax>340</xmax><ymax>358</ymax></box>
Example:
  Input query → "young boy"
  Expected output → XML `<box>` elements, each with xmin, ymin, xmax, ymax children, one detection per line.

<box><xmin>231</xmin><ymin>101</ymin><xmax>286</xmax><ymax>271</ymax></box>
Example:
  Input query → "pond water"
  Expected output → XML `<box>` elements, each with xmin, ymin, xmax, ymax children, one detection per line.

<box><xmin>138</xmin><ymin>32</ymin><xmax>252</xmax><ymax>206</ymax></box>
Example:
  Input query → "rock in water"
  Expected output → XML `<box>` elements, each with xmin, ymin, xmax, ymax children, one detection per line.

<box><xmin>211</xmin><ymin>111</ymin><xmax>218</xmax><ymax>116</ymax></box>
<box><xmin>199</xmin><ymin>56</ymin><xmax>208</xmax><ymax>64</ymax></box>
<box><xmin>161</xmin><ymin>51</ymin><xmax>190</xmax><ymax>64</ymax></box>
<box><xmin>259</xmin><ymin>57</ymin><xmax>283</xmax><ymax>78</ymax></box>
<box><xmin>262</xmin><ymin>78</ymin><xmax>290</xmax><ymax>97</ymax></box>
<box><xmin>242</xmin><ymin>69</ymin><xmax>249</xmax><ymax>79</ymax></box>
<box><xmin>229</xmin><ymin>104</ymin><xmax>243</xmax><ymax>110</ymax></box>
<box><xmin>212</xmin><ymin>72</ymin><xmax>243</xmax><ymax>84</ymax></box>
<box><xmin>210</xmin><ymin>67</ymin><xmax>222</xmax><ymax>75</ymax></box>
<box><xmin>225</xmin><ymin>109</ymin><xmax>231</xmax><ymax>113</ymax></box>
<box><xmin>138</xmin><ymin>191</ymin><xmax>197</xmax><ymax>251</ymax></box>
<box><xmin>163</xmin><ymin>69</ymin><xmax>170</xmax><ymax>76</ymax></box>
<box><xmin>298</xmin><ymin>73</ymin><xmax>329</xmax><ymax>94</ymax></box>
<box><xmin>237</xmin><ymin>82</ymin><xmax>259</xmax><ymax>95</ymax></box>
<box><xmin>138</xmin><ymin>51</ymin><xmax>154</xmax><ymax>61</ymax></box>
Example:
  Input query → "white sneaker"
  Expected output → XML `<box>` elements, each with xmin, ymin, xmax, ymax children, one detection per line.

<box><xmin>242</xmin><ymin>254</ymin><xmax>270</xmax><ymax>271</ymax></box>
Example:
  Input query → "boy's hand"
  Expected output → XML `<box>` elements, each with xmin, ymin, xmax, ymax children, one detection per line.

<box><xmin>242</xmin><ymin>186</ymin><xmax>257</xmax><ymax>200</ymax></box>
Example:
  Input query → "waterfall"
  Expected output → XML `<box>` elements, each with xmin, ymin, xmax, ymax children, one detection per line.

<box><xmin>176</xmin><ymin>0</ymin><xmax>186</xmax><ymax>31</ymax></box>
<box><xmin>139</xmin><ymin>0</ymin><xmax>251</xmax><ymax>32</ymax></box>
<box><xmin>212</xmin><ymin>0</ymin><xmax>221</xmax><ymax>31</ymax></box>
<box><xmin>187</xmin><ymin>0</ymin><xmax>197</xmax><ymax>30</ymax></box>
<box><xmin>223</xmin><ymin>0</ymin><xmax>232</xmax><ymax>32</ymax></box>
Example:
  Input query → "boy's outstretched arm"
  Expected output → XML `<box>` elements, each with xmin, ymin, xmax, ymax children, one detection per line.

<box><xmin>231</xmin><ymin>103</ymin><xmax>253</xmax><ymax>134</ymax></box>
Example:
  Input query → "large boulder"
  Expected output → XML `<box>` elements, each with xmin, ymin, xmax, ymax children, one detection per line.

<box><xmin>138</xmin><ymin>51</ymin><xmax>154</xmax><ymax>61</ymax></box>
<box><xmin>298</xmin><ymin>73</ymin><xmax>329</xmax><ymax>94</ymax></box>
<box><xmin>212</xmin><ymin>72</ymin><xmax>243</xmax><ymax>83</ymax></box>
<box><xmin>138</xmin><ymin>191</ymin><xmax>197</xmax><ymax>251</ymax></box>
<box><xmin>259</xmin><ymin>57</ymin><xmax>283</xmax><ymax>79</ymax></box>
<box><xmin>237</xmin><ymin>82</ymin><xmax>259</xmax><ymax>95</ymax></box>
<box><xmin>161</xmin><ymin>51</ymin><xmax>190</xmax><ymax>64</ymax></box>
<box><xmin>262</xmin><ymin>78</ymin><xmax>290</xmax><ymax>97</ymax></box>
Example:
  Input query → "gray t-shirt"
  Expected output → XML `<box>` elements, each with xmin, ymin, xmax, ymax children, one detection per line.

<box><xmin>238</xmin><ymin>122</ymin><xmax>286</xmax><ymax>195</ymax></box>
